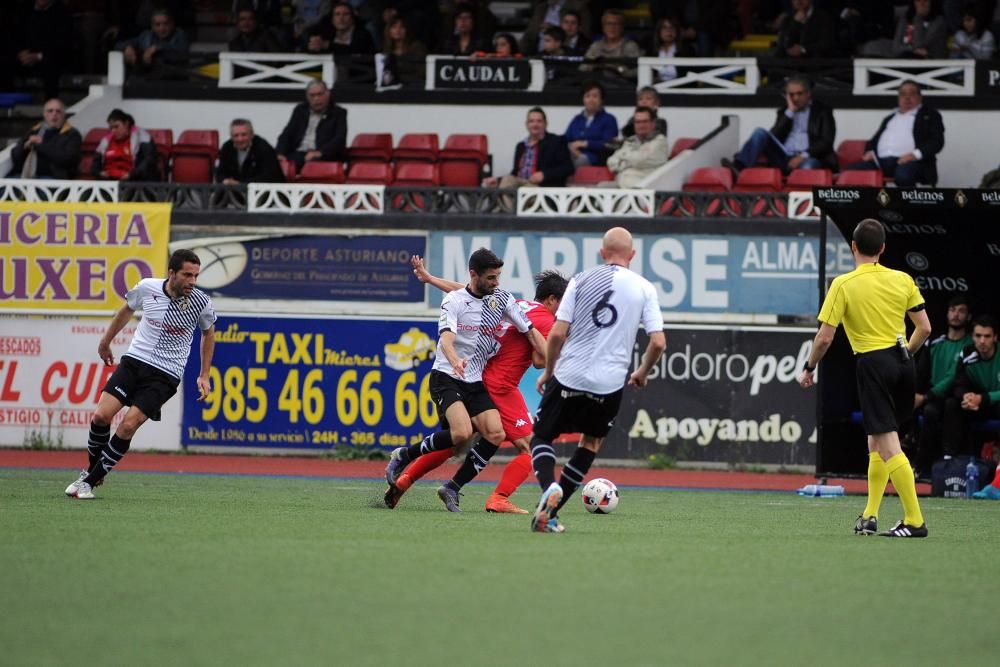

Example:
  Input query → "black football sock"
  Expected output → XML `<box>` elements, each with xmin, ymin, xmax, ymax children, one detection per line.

<box><xmin>450</xmin><ymin>438</ymin><xmax>500</xmax><ymax>489</ymax></box>
<box><xmin>531</xmin><ymin>437</ymin><xmax>557</xmax><ymax>489</ymax></box>
<box><xmin>557</xmin><ymin>447</ymin><xmax>596</xmax><ymax>511</ymax></box>
<box><xmin>85</xmin><ymin>434</ymin><xmax>131</xmax><ymax>486</ymax></box>
<box><xmin>87</xmin><ymin>421</ymin><xmax>111</xmax><ymax>469</ymax></box>
<box><xmin>401</xmin><ymin>429</ymin><xmax>451</xmax><ymax>463</ymax></box>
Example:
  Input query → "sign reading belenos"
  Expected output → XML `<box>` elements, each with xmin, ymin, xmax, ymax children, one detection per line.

<box><xmin>602</xmin><ymin>327</ymin><xmax>817</xmax><ymax>465</ymax></box>
<box><xmin>183</xmin><ymin>315</ymin><xmax>440</xmax><ymax>449</ymax></box>
<box><xmin>183</xmin><ymin>235</ymin><xmax>425</xmax><ymax>302</ymax></box>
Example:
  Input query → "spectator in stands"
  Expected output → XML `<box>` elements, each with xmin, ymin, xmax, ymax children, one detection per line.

<box><xmin>847</xmin><ymin>80</ymin><xmax>945</xmax><ymax>186</ymax></box>
<box><xmin>581</xmin><ymin>9</ymin><xmax>641</xmax><ymax>79</ymax></box>
<box><xmin>306</xmin><ymin>2</ymin><xmax>375</xmax><ymax>56</ymax></box>
<box><xmin>649</xmin><ymin>16</ymin><xmax>694</xmax><ymax>83</ymax></box>
<box><xmin>291</xmin><ymin>0</ymin><xmax>332</xmax><ymax>44</ymax></box>
<box><xmin>840</xmin><ymin>1</ymin><xmax>897</xmax><ymax>56</ymax></box>
<box><xmin>382</xmin><ymin>15</ymin><xmax>427</xmax><ymax>83</ymax></box>
<box><xmin>118</xmin><ymin>7</ymin><xmax>191</xmax><ymax>71</ymax></box>
<box><xmin>6</xmin><ymin>98</ymin><xmax>81</xmax><ymax>179</ymax></box>
<box><xmin>217</xmin><ymin>118</ymin><xmax>284</xmax><ymax>184</ymax></box>
<box><xmin>950</xmin><ymin>4</ymin><xmax>995</xmax><ymax>59</ymax></box>
<box><xmin>892</xmin><ymin>0</ymin><xmax>948</xmax><ymax>59</ymax></box>
<box><xmin>439</xmin><ymin>3</ymin><xmax>486</xmax><ymax>55</ymax></box>
<box><xmin>774</xmin><ymin>0</ymin><xmax>837</xmax><ymax>58</ymax></box>
<box><xmin>275</xmin><ymin>79</ymin><xmax>347</xmax><ymax>169</ymax></box>
<box><xmin>541</xmin><ymin>26</ymin><xmax>566</xmax><ymax>55</ymax></box>
<box><xmin>91</xmin><ymin>109</ymin><xmax>159</xmax><ymax>181</ymax></box>
<box><xmin>482</xmin><ymin>107</ymin><xmax>573</xmax><ymax>188</ymax></box>
<box><xmin>560</xmin><ymin>9</ymin><xmax>591</xmax><ymax>56</ymax></box>
<box><xmin>621</xmin><ymin>87</ymin><xmax>668</xmax><ymax>139</ymax></box>
<box><xmin>721</xmin><ymin>74</ymin><xmax>836</xmax><ymax>175</ymax></box>
<box><xmin>520</xmin><ymin>0</ymin><xmax>590</xmax><ymax>55</ymax></box>
<box><xmin>912</xmin><ymin>295</ymin><xmax>972</xmax><ymax>479</ymax></box>
<box><xmin>564</xmin><ymin>81</ymin><xmax>619</xmax><ymax>168</ymax></box>
<box><xmin>602</xmin><ymin>107</ymin><xmax>669</xmax><ymax>188</ymax></box>
<box><xmin>489</xmin><ymin>33</ymin><xmax>521</xmax><ymax>57</ymax></box>
<box><xmin>939</xmin><ymin>315</ymin><xmax>1000</xmax><ymax>459</ymax></box>
<box><xmin>650</xmin><ymin>0</ymin><xmax>739</xmax><ymax>57</ymax></box>
<box><xmin>229</xmin><ymin>4</ymin><xmax>283</xmax><ymax>52</ymax></box>
<box><xmin>10</xmin><ymin>0</ymin><xmax>72</xmax><ymax>100</ymax></box>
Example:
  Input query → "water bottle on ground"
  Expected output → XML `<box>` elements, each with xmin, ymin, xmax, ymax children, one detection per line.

<box><xmin>966</xmin><ymin>458</ymin><xmax>980</xmax><ymax>498</ymax></box>
<box><xmin>797</xmin><ymin>484</ymin><xmax>845</xmax><ymax>497</ymax></box>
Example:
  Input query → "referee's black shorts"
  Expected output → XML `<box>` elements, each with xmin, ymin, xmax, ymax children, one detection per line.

<box><xmin>855</xmin><ymin>346</ymin><xmax>915</xmax><ymax>435</ymax></box>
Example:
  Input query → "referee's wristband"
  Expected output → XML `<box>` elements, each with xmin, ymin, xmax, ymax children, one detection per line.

<box><xmin>803</xmin><ymin>362</ymin><xmax>816</xmax><ymax>373</ymax></box>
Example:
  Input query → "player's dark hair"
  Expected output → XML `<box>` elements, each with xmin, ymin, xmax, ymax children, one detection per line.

<box><xmin>852</xmin><ymin>218</ymin><xmax>885</xmax><ymax>257</ymax></box>
<box><xmin>469</xmin><ymin>247</ymin><xmax>503</xmax><ymax>274</ymax></box>
<box><xmin>973</xmin><ymin>314</ymin><xmax>998</xmax><ymax>334</ymax></box>
<box><xmin>534</xmin><ymin>270</ymin><xmax>568</xmax><ymax>301</ymax></box>
<box><xmin>169</xmin><ymin>248</ymin><xmax>201</xmax><ymax>272</ymax></box>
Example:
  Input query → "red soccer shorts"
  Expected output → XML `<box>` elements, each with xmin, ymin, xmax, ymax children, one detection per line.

<box><xmin>489</xmin><ymin>387</ymin><xmax>534</xmax><ymax>444</ymax></box>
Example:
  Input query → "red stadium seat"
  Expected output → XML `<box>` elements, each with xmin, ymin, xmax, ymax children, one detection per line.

<box><xmin>393</xmin><ymin>162</ymin><xmax>439</xmax><ymax>186</ymax></box>
<box><xmin>347</xmin><ymin>133</ymin><xmax>393</xmax><ymax>163</ymax></box>
<box><xmin>682</xmin><ymin>167</ymin><xmax>733</xmax><ymax>192</ymax></box>
<box><xmin>784</xmin><ymin>168</ymin><xmax>832</xmax><ymax>191</ymax></box>
<box><xmin>346</xmin><ymin>161</ymin><xmax>393</xmax><ymax>184</ymax></box>
<box><xmin>835</xmin><ymin>170</ymin><xmax>884</xmax><ymax>187</ymax></box>
<box><xmin>669</xmin><ymin>137</ymin><xmax>698</xmax><ymax>159</ymax></box>
<box><xmin>77</xmin><ymin>154</ymin><xmax>94</xmax><ymax>179</ymax></box>
<box><xmin>836</xmin><ymin>139</ymin><xmax>868</xmax><ymax>171</ymax></box>
<box><xmin>568</xmin><ymin>166</ymin><xmax>614</xmax><ymax>186</ymax></box>
<box><xmin>81</xmin><ymin>127</ymin><xmax>106</xmax><ymax>154</ymax></box>
<box><xmin>171</xmin><ymin>129</ymin><xmax>220</xmax><ymax>183</ymax></box>
<box><xmin>439</xmin><ymin>134</ymin><xmax>488</xmax><ymax>186</ymax></box>
<box><xmin>734</xmin><ymin>167</ymin><xmax>783</xmax><ymax>192</ymax></box>
<box><xmin>298</xmin><ymin>160</ymin><xmax>346</xmax><ymax>184</ymax></box>
<box><xmin>146</xmin><ymin>128</ymin><xmax>173</xmax><ymax>180</ymax></box>
<box><xmin>393</xmin><ymin>133</ymin><xmax>439</xmax><ymax>163</ymax></box>
<box><xmin>281</xmin><ymin>158</ymin><xmax>297</xmax><ymax>181</ymax></box>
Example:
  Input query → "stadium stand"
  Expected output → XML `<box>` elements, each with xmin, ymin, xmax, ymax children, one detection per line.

<box><xmin>784</xmin><ymin>168</ymin><xmax>833</xmax><ymax>191</ymax></box>
<box><xmin>171</xmin><ymin>129</ymin><xmax>219</xmax><ymax>183</ymax></box>
<box><xmin>734</xmin><ymin>167</ymin><xmax>783</xmax><ymax>193</ymax></box>
<box><xmin>393</xmin><ymin>162</ymin><xmax>439</xmax><ymax>187</ymax></box>
<box><xmin>835</xmin><ymin>170</ymin><xmax>884</xmax><ymax>187</ymax></box>
<box><xmin>568</xmin><ymin>165</ymin><xmax>614</xmax><ymax>187</ymax></box>
<box><xmin>439</xmin><ymin>134</ymin><xmax>489</xmax><ymax>187</ymax></box>
<box><xmin>669</xmin><ymin>137</ymin><xmax>698</xmax><ymax>159</ymax></box>
<box><xmin>392</xmin><ymin>134</ymin><xmax>439</xmax><ymax>164</ymax></box>
<box><xmin>835</xmin><ymin>140</ymin><xmax>868</xmax><ymax>172</ymax></box>
<box><xmin>346</xmin><ymin>161</ymin><xmax>393</xmax><ymax>185</ymax></box>
<box><xmin>347</xmin><ymin>133</ymin><xmax>393</xmax><ymax>164</ymax></box>
<box><xmin>298</xmin><ymin>160</ymin><xmax>346</xmax><ymax>184</ymax></box>
<box><xmin>683</xmin><ymin>167</ymin><xmax>733</xmax><ymax>192</ymax></box>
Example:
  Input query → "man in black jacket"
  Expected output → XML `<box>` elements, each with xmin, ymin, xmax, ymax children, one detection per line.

<box><xmin>275</xmin><ymin>80</ymin><xmax>347</xmax><ymax>170</ymax></box>
<box><xmin>7</xmin><ymin>98</ymin><xmax>81</xmax><ymax>179</ymax></box>
<box><xmin>722</xmin><ymin>74</ymin><xmax>836</xmax><ymax>174</ymax></box>
<box><xmin>483</xmin><ymin>107</ymin><xmax>574</xmax><ymax>188</ymax></box>
<box><xmin>847</xmin><ymin>80</ymin><xmax>945</xmax><ymax>187</ymax></box>
<box><xmin>217</xmin><ymin>118</ymin><xmax>284</xmax><ymax>184</ymax></box>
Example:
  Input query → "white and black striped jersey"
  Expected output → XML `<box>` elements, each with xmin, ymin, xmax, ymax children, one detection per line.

<box><xmin>553</xmin><ymin>264</ymin><xmax>663</xmax><ymax>394</ymax></box>
<box><xmin>123</xmin><ymin>278</ymin><xmax>217</xmax><ymax>379</ymax></box>
<box><xmin>433</xmin><ymin>286</ymin><xmax>533</xmax><ymax>383</ymax></box>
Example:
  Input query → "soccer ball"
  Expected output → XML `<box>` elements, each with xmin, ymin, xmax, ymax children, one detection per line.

<box><xmin>581</xmin><ymin>478</ymin><xmax>619</xmax><ymax>514</ymax></box>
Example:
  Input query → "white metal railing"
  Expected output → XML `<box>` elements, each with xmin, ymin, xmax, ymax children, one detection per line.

<box><xmin>516</xmin><ymin>187</ymin><xmax>655</xmax><ymax>217</ymax></box>
<box><xmin>853</xmin><ymin>58</ymin><xmax>975</xmax><ymax>96</ymax></box>
<box><xmin>787</xmin><ymin>191</ymin><xmax>821</xmax><ymax>219</ymax></box>
<box><xmin>637</xmin><ymin>58</ymin><xmax>760</xmax><ymax>94</ymax></box>
<box><xmin>247</xmin><ymin>183</ymin><xmax>384</xmax><ymax>214</ymax></box>
<box><xmin>0</xmin><ymin>178</ymin><xmax>119</xmax><ymax>203</ymax></box>
<box><xmin>219</xmin><ymin>52</ymin><xmax>335</xmax><ymax>89</ymax></box>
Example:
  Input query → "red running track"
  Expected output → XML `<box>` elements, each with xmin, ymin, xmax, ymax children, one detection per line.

<box><xmin>0</xmin><ymin>449</ymin><xmax>932</xmax><ymax>495</ymax></box>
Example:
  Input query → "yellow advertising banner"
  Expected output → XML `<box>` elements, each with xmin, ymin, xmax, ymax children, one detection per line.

<box><xmin>0</xmin><ymin>201</ymin><xmax>171</xmax><ymax>313</ymax></box>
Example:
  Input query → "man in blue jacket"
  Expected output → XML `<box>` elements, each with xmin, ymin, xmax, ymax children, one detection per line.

<box><xmin>484</xmin><ymin>107</ymin><xmax>573</xmax><ymax>188</ymax></box>
<box><xmin>563</xmin><ymin>81</ymin><xmax>618</xmax><ymax>167</ymax></box>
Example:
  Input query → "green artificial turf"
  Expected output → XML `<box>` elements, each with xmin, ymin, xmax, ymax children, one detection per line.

<box><xmin>2</xmin><ymin>469</ymin><xmax>998</xmax><ymax>666</ymax></box>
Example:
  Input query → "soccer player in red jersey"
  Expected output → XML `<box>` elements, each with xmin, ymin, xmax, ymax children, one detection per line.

<box><xmin>384</xmin><ymin>256</ymin><xmax>567</xmax><ymax>513</ymax></box>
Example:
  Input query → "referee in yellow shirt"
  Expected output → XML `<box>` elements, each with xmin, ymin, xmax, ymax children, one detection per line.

<box><xmin>799</xmin><ymin>218</ymin><xmax>932</xmax><ymax>537</ymax></box>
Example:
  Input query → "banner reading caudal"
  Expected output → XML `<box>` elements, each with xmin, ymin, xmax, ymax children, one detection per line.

<box><xmin>183</xmin><ymin>315</ymin><xmax>440</xmax><ymax>449</ymax></box>
<box><xmin>0</xmin><ymin>201</ymin><xmax>170</xmax><ymax>313</ymax></box>
<box><xmin>0</xmin><ymin>315</ymin><xmax>181</xmax><ymax>449</ymax></box>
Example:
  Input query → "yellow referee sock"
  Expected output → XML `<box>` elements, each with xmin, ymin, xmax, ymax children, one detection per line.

<box><xmin>862</xmin><ymin>451</ymin><xmax>888</xmax><ymax>519</ymax></box>
<box><xmin>886</xmin><ymin>453</ymin><xmax>925</xmax><ymax>527</ymax></box>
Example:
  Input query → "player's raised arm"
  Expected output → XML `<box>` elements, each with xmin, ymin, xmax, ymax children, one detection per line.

<box><xmin>412</xmin><ymin>255</ymin><xmax>463</xmax><ymax>293</ymax></box>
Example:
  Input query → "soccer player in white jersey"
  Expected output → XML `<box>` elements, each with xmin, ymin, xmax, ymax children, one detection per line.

<box><xmin>65</xmin><ymin>249</ymin><xmax>217</xmax><ymax>500</ymax></box>
<box><xmin>385</xmin><ymin>247</ymin><xmax>546</xmax><ymax>511</ymax></box>
<box><xmin>529</xmin><ymin>227</ymin><xmax>666</xmax><ymax>533</ymax></box>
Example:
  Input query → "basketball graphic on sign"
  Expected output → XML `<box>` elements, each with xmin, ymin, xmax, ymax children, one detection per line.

<box><xmin>188</xmin><ymin>242</ymin><xmax>248</xmax><ymax>289</ymax></box>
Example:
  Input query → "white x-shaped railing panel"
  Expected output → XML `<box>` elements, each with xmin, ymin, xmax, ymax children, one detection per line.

<box><xmin>637</xmin><ymin>58</ymin><xmax>759</xmax><ymax>94</ymax></box>
<box><xmin>248</xmin><ymin>183</ymin><xmax>384</xmax><ymax>214</ymax></box>
<box><xmin>517</xmin><ymin>187</ymin><xmax>655</xmax><ymax>217</ymax></box>
<box><xmin>219</xmin><ymin>52</ymin><xmax>335</xmax><ymax>89</ymax></box>
<box><xmin>853</xmin><ymin>59</ymin><xmax>974</xmax><ymax>96</ymax></box>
